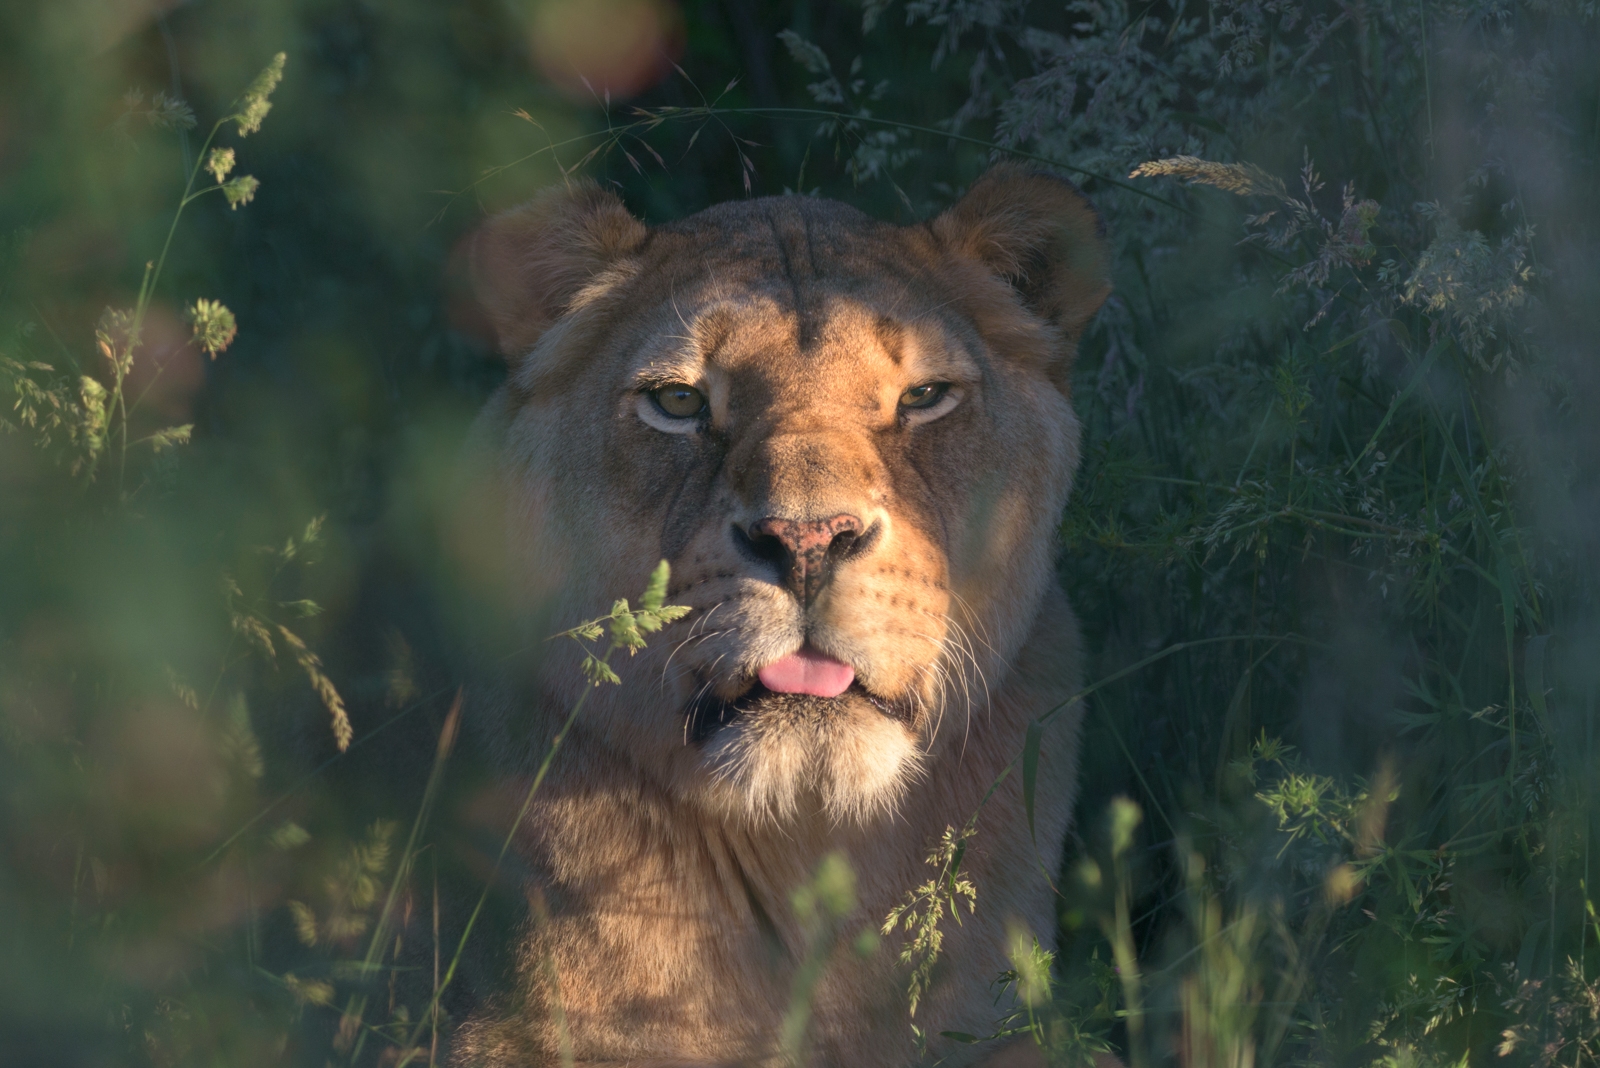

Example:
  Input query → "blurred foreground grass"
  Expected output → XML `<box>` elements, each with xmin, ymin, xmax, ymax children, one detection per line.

<box><xmin>2</xmin><ymin>1</ymin><xmax>1600</xmax><ymax>1066</ymax></box>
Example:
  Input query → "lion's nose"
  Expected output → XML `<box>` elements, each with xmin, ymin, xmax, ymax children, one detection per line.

<box><xmin>741</xmin><ymin>513</ymin><xmax>866</xmax><ymax>604</ymax></box>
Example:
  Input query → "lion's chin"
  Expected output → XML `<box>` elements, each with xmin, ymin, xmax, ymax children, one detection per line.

<box><xmin>690</xmin><ymin>686</ymin><xmax>925</xmax><ymax>825</ymax></box>
<box><xmin>685</xmin><ymin>679</ymin><xmax>919</xmax><ymax>741</ymax></box>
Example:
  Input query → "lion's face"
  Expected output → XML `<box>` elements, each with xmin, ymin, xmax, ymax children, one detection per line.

<box><xmin>472</xmin><ymin>168</ymin><xmax>1108</xmax><ymax>824</ymax></box>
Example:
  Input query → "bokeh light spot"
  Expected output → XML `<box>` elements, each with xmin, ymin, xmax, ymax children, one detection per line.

<box><xmin>526</xmin><ymin>0</ymin><xmax>682</xmax><ymax>101</ymax></box>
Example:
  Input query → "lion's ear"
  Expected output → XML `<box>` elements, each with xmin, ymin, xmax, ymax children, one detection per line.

<box><xmin>931</xmin><ymin>164</ymin><xmax>1111</xmax><ymax>346</ymax></box>
<box><xmin>470</xmin><ymin>181</ymin><xmax>648</xmax><ymax>360</ymax></box>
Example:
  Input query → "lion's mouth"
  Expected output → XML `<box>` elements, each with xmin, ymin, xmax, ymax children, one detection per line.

<box><xmin>684</xmin><ymin>677</ymin><xmax>917</xmax><ymax>743</ymax></box>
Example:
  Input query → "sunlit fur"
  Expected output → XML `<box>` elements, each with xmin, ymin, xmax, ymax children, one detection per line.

<box><xmin>454</xmin><ymin>165</ymin><xmax>1110</xmax><ymax>1067</ymax></box>
<box><xmin>698</xmin><ymin>690</ymin><xmax>926</xmax><ymax>824</ymax></box>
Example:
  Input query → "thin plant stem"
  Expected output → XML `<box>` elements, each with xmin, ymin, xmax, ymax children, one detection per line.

<box><xmin>391</xmin><ymin>683</ymin><xmax>595</xmax><ymax>1068</ymax></box>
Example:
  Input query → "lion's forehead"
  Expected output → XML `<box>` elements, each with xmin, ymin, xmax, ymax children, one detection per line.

<box><xmin>625</xmin><ymin>286</ymin><xmax>981</xmax><ymax>393</ymax></box>
<box><xmin>595</xmin><ymin>200</ymin><xmax>994</xmax><ymax>400</ymax></box>
<box><xmin>651</xmin><ymin>193</ymin><xmax>910</xmax><ymax>269</ymax></box>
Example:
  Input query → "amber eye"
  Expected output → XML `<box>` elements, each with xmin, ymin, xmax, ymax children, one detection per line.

<box><xmin>650</xmin><ymin>383</ymin><xmax>707</xmax><ymax>419</ymax></box>
<box><xmin>899</xmin><ymin>382</ymin><xmax>950</xmax><ymax>410</ymax></box>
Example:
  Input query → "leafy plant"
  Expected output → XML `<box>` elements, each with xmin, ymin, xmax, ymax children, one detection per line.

<box><xmin>2</xmin><ymin>53</ymin><xmax>285</xmax><ymax>496</ymax></box>
<box><xmin>883</xmin><ymin>820</ymin><xmax>980</xmax><ymax>1022</ymax></box>
<box><xmin>550</xmin><ymin>560</ymin><xmax>692</xmax><ymax>687</ymax></box>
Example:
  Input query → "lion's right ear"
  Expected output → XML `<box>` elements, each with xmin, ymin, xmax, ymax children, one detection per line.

<box><xmin>931</xmin><ymin>164</ymin><xmax>1111</xmax><ymax>349</ymax></box>
<box><xmin>470</xmin><ymin>182</ymin><xmax>648</xmax><ymax>360</ymax></box>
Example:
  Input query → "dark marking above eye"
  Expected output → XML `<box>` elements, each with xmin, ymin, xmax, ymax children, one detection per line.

<box><xmin>876</xmin><ymin>317</ymin><xmax>905</xmax><ymax>365</ymax></box>
<box><xmin>693</xmin><ymin>308</ymin><xmax>734</xmax><ymax>361</ymax></box>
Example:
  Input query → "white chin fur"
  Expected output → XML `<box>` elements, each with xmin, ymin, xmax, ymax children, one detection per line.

<box><xmin>697</xmin><ymin>706</ymin><xmax>924</xmax><ymax>825</ymax></box>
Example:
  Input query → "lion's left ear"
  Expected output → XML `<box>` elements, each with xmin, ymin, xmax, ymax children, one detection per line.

<box><xmin>931</xmin><ymin>164</ymin><xmax>1111</xmax><ymax>348</ymax></box>
<box><xmin>470</xmin><ymin>181</ymin><xmax>649</xmax><ymax>362</ymax></box>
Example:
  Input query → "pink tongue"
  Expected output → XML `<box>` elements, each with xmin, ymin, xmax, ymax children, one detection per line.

<box><xmin>758</xmin><ymin>647</ymin><xmax>856</xmax><ymax>698</ymax></box>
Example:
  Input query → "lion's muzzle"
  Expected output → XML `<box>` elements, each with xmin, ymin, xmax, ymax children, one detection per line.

<box><xmin>737</xmin><ymin>512</ymin><xmax>870</xmax><ymax>605</ymax></box>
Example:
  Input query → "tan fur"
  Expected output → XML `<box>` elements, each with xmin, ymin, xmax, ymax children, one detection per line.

<box><xmin>453</xmin><ymin>166</ymin><xmax>1111</xmax><ymax>1067</ymax></box>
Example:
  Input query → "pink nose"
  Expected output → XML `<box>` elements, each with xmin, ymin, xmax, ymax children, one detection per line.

<box><xmin>744</xmin><ymin>513</ymin><xmax>864</xmax><ymax>603</ymax></box>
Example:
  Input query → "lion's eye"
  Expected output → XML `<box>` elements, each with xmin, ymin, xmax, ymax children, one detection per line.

<box><xmin>650</xmin><ymin>384</ymin><xmax>707</xmax><ymax>419</ymax></box>
<box><xmin>899</xmin><ymin>382</ymin><xmax>950</xmax><ymax>410</ymax></box>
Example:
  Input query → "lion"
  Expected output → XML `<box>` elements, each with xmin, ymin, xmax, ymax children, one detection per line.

<box><xmin>451</xmin><ymin>164</ymin><xmax>1111</xmax><ymax>1067</ymax></box>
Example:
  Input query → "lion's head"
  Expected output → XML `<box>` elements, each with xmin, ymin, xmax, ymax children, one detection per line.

<box><xmin>470</xmin><ymin>166</ymin><xmax>1108</xmax><ymax>825</ymax></box>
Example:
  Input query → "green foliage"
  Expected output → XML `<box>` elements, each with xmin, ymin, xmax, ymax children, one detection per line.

<box><xmin>285</xmin><ymin>819</ymin><xmax>398</xmax><ymax>948</ymax></box>
<box><xmin>883</xmin><ymin>821</ymin><xmax>980</xmax><ymax>1019</ymax></box>
<box><xmin>0</xmin><ymin>49</ymin><xmax>282</xmax><ymax>494</ymax></box>
<box><xmin>233</xmin><ymin>52</ymin><xmax>286</xmax><ymax>137</ymax></box>
<box><xmin>1499</xmin><ymin>957</ymin><xmax>1600</xmax><ymax>1067</ymax></box>
<box><xmin>225</xmin><ymin>513</ymin><xmax>352</xmax><ymax>751</ymax></box>
<box><xmin>551</xmin><ymin>559</ymin><xmax>692</xmax><ymax>687</ymax></box>
<box><xmin>782</xmin><ymin>852</ymin><xmax>878</xmax><ymax>1064</ymax></box>
<box><xmin>0</xmin><ymin>35</ymin><xmax>368</xmax><ymax>1065</ymax></box>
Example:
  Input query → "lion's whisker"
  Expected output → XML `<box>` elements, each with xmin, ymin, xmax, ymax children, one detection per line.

<box><xmin>948</xmin><ymin>589</ymin><xmax>1000</xmax><ymax>657</ymax></box>
<box><xmin>680</xmin><ymin>653</ymin><xmax>730</xmax><ymax>746</ymax></box>
<box><xmin>952</xmin><ymin>617</ymin><xmax>992</xmax><ymax>715</ymax></box>
<box><xmin>660</xmin><ymin>616</ymin><xmax>731</xmax><ymax>689</ymax></box>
